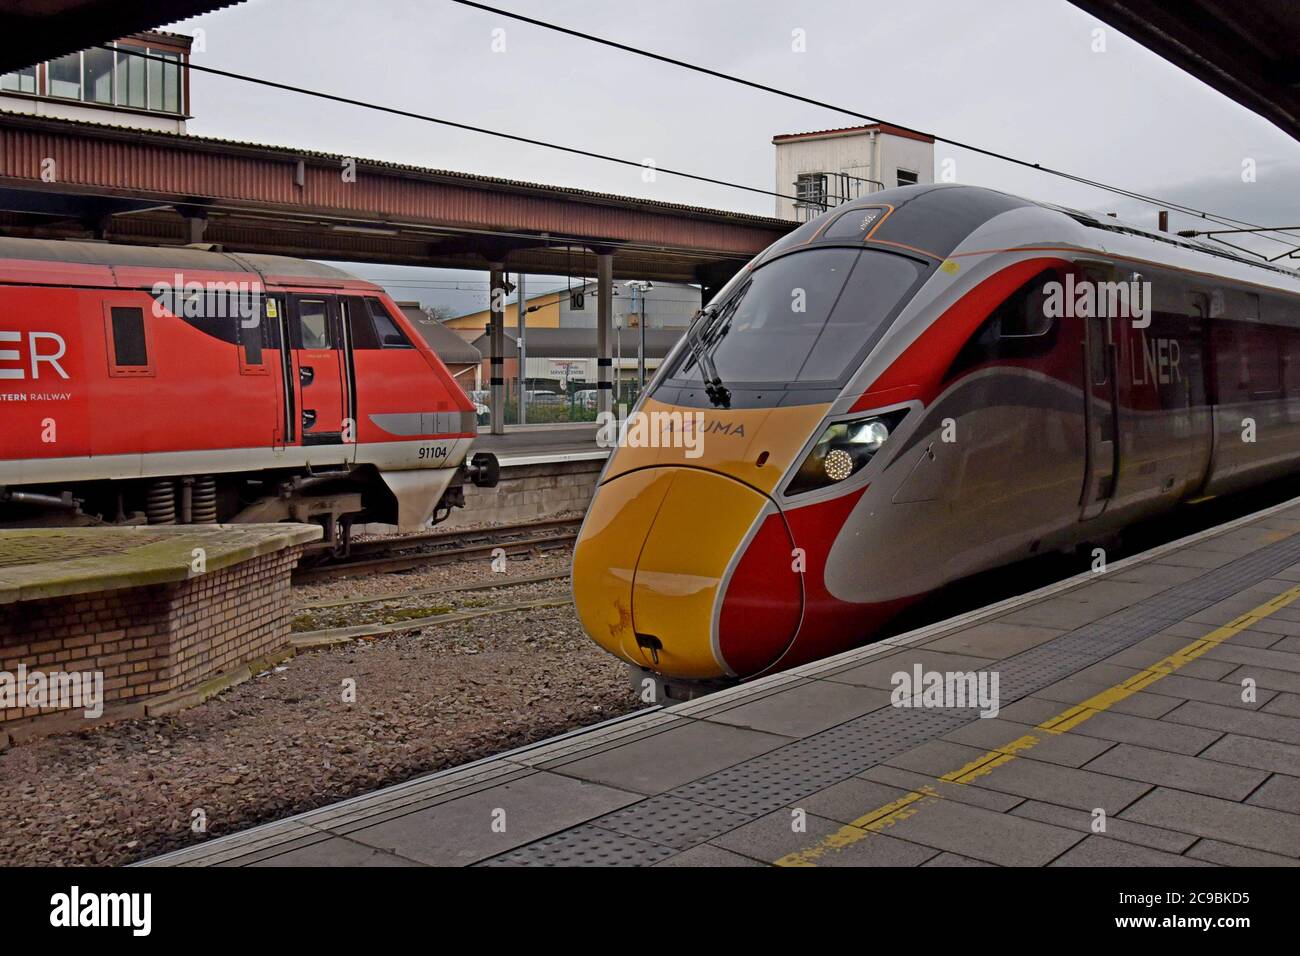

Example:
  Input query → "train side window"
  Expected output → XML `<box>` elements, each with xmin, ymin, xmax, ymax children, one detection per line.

<box><xmin>943</xmin><ymin>270</ymin><xmax>1059</xmax><ymax>382</ymax></box>
<box><xmin>1087</xmin><ymin>317</ymin><xmax>1109</xmax><ymax>385</ymax></box>
<box><xmin>298</xmin><ymin>299</ymin><xmax>332</xmax><ymax>350</ymax></box>
<box><xmin>342</xmin><ymin>297</ymin><xmax>378</xmax><ymax>348</ymax></box>
<box><xmin>367</xmin><ymin>298</ymin><xmax>413</xmax><ymax>348</ymax></box>
<box><xmin>237</xmin><ymin>308</ymin><xmax>265</xmax><ymax>371</ymax></box>
<box><xmin>105</xmin><ymin>305</ymin><xmax>154</xmax><ymax>376</ymax></box>
<box><xmin>998</xmin><ymin>280</ymin><xmax>1055</xmax><ymax>339</ymax></box>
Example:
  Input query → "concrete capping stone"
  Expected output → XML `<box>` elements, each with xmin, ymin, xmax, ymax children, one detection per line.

<box><xmin>0</xmin><ymin>523</ymin><xmax>322</xmax><ymax>604</ymax></box>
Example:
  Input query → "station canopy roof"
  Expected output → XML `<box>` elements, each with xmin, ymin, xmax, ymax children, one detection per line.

<box><xmin>1070</xmin><ymin>0</ymin><xmax>1300</xmax><ymax>141</ymax></box>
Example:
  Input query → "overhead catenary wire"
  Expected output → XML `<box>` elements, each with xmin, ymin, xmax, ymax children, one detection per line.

<box><xmin>448</xmin><ymin>0</ymin><xmax>1300</xmax><ymax>253</ymax></box>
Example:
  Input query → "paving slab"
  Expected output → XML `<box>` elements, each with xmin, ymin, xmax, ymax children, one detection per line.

<box><xmin>701</xmin><ymin>680</ymin><xmax>891</xmax><ymax>737</ymax></box>
<box><xmin>1120</xmin><ymin>787</ymin><xmax>1300</xmax><ymax>856</ymax></box>
<box><xmin>1245</xmin><ymin>774</ymin><xmax>1300</xmax><ymax>814</ymax></box>
<box><xmin>1082</xmin><ymin>744</ymin><xmax>1269</xmax><ymax>801</ymax></box>
<box><xmin>920</xmin><ymin>852</ymin><xmax>995</xmax><ymax>866</ymax></box>
<box><xmin>1059</xmin><ymin>710</ymin><xmax>1225</xmax><ymax>755</ymax></box>
<box><xmin>341</xmin><ymin>771</ymin><xmax>642</xmax><ymax>866</ymax></box>
<box><xmin>545</xmin><ymin>719</ymin><xmax>791</xmax><ymax>795</ymax></box>
<box><xmin>1163</xmin><ymin>700</ymin><xmax>1300</xmax><ymax>745</ymax></box>
<box><xmin>1049</xmin><ymin>835</ymin><xmax>1212</xmax><ymax>867</ymax></box>
<box><xmin>862</xmin><ymin>796</ymin><xmax>1084</xmax><ymax>866</ymax></box>
<box><xmin>1223</xmin><ymin>664</ymin><xmax>1300</xmax><ymax>694</ymax></box>
<box><xmin>856</xmin><ymin>764</ymin><xmax>1027</xmax><ymax>813</ymax></box>
<box><xmin>1010</xmin><ymin>799</ymin><xmax>1197</xmax><ymax>854</ymax></box>
<box><xmin>908</xmin><ymin>621</ymin><xmax>1065</xmax><ymax>658</ymax></box>
<box><xmin>710</xmin><ymin>809</ymin><xmax>939</xmax><ymax>866</ymax></box>
<box><xmin>247</xmin><ymin>836</ymin><xmax>424</xmax><ymax>867</ymax></box>
<box><xmin>941</xmin><ymin>717</ymin><xmax>1118</xmax><ymax>768</ymax></box>
<box><xmin>1185</xmin><ymin>839</ymin><xmax>1300</xmax><ymax>867</ymax></box>
<box><xmin>1262</xmin><ymin>692</ymin><xmax>1300</xmax><ymax>718</ymax></box>
<box><xmin>651</xmin><ymin>844</ymin><xmax>764</xmax><ymax>867</ymax></box>
<box><xmin>1198</xmin><ymin>733</ymin><xmax>1300</xmax><ymax>775</ymax></box>
<box><xmin>957</xmin><ymin>754</ymin><xmax>1151</xmax><ymax>812</ymax></box>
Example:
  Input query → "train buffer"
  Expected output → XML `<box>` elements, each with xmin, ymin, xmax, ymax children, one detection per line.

<box><xmin>144</xmin><ymin>498</ymin><xmax>1300</xmax><ymax>867</ymax></box>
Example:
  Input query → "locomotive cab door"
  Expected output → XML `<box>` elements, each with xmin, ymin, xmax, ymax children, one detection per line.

<box><xmin>1080</xmin><ymin>293</ymin><xmax>1120</xmax><ymax>521</ymax></box>
<box><xmin>289</xmin><ymin>295</ymin><xmax>351</xmax><ymax>446</ymax></box>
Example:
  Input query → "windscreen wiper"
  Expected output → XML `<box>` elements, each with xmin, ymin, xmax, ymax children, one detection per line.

<box><xmin>684</xmin><ymin>308</ymin><xmax>730</xmax><ymax>408</ymax></box>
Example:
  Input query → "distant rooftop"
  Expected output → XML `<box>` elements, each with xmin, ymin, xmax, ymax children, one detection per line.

<box><xmin>772</xmin><ymin>123</ymin><xmax>936</xmax><ymax>145</ymax></box>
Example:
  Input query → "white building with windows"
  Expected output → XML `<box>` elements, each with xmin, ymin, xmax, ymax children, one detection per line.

<box><xmin>773</xmin><ymin>123</ymin><xmax>936</xmax><ymax>221</ymax></box>
<box><xmin>0</xmin><ymin>31</ymin><xmax>192</xmax><ymax>133</ymax></box>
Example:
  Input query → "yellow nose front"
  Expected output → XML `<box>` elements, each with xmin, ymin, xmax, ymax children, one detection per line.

<box><xmin>573</xmin><ymin>467</ymin><xmax>774</xmax><ymax>680</ymax></box>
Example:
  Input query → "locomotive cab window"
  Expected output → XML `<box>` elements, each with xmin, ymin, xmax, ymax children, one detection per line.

<box><xmin>297</xmin><ymin>299</ymin><xmax>332</xmax><ymax>350</ymax></box>
<box><xmin>662</xmin><ymin>247</ymin><xmax>926</xmax><ymax>390</ymax></box>
<box><xmin>367</xmin><ymin>298</ymin><xmax>412</xmax><ymax>348</ymax></box>
<box><xmin>105</xmin><ymin>305</ymin><xmax>154</xmax><ymax>376</ymax></box>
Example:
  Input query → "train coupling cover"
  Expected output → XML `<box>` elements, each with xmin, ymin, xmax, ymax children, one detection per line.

<box><xmin>464</xmin><ymin>451</ymin><xmax>501</xmax><ymax>488</ymax></box>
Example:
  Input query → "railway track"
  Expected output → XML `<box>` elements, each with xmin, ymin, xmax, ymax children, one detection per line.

<box><xmin>293</xmin><ymin>516</ymin><xmax>582</xmax><ymax>583</ymax></box>
<box><xmin>290</xmin><ymin>594</ymin><xmax>575</xmax><ymax>650</ymax></box>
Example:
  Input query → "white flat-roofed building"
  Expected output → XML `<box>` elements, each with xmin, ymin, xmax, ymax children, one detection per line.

<box><xmin>773</xmin><ymin>123</ymin><xmax>936</xmax><ymax>221</ymax></box>
<box><xmin>0</xmin><ymin>30</ymin><xmax>193</xmax><ymax>133</ymax></box>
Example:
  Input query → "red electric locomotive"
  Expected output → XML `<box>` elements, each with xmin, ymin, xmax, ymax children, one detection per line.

<box><xmin>0</xmin><ymin>237</ymin><xmax>497</xmax><ymax>549</ymax></box>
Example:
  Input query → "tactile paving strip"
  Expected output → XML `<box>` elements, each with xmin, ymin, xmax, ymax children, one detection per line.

<box><xmin>669</xmin><ymin>706</ymin><xmax>971</xmax><ymax>816</ymax></box>
<box><xmin>475</xmin><ymin>824</ymin><xmax>676</xmax><ymax>867</ymax></box>
<box><xmin>590</xmin><ymin>794</ymin><xmax>752</xmax><ymax>850</ymax></box>
<box><xmin>482</xmin><ymin>527</ymin><xmax>1300</xmax><ymax>867</ymax></box>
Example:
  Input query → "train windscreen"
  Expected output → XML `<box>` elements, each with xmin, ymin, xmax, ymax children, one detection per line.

<box><xmin>664</xmin><ymin>248</ymin><xmax>925</xmax><ymax>389</ymax></box>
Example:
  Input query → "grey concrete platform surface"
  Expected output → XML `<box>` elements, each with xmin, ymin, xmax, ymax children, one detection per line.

<box><xmin>473</xmin><ymin>423</ymin><xmax>606</xmax><ymax>466</ymax></box>
<box><xmin>144</xmin><ymin>498</ymin><xmax>1300</xmax><ymax>867</ymax></box>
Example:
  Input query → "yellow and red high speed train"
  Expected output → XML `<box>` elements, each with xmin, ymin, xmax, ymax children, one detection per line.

<box><xmin>573</xmin><ymin>183</ymin><xmax>1300</xmax><ymax>698</ymax></box>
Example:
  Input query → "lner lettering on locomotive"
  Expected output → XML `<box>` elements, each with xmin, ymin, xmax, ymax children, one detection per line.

<box><xmin>0</xmin><ymin>330</ymin><xmax>70</xmax><ymax>380</ymax></box>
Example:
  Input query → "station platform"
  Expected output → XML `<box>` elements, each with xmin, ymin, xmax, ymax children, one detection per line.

<box><xmin>473</xmin><ymin>423</ymin><xmax>606</xmax><ymax>466</ymax></box>
<box><xmin>144</xmin><ymin>498</ymin><xmax>1300</xmax><ymax>867</ymax></box>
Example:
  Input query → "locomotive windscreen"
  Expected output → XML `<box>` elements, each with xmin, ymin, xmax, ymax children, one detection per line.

<box><xmin>664</xmin><ymin>248</ymin><xmax>926</xmax><ymax>390</ymax></box>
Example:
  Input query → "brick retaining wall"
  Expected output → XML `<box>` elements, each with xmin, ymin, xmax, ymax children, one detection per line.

<box><xmin>441</xmin><ymin>458</ymin><xmax>604</xmax><ymax>526</ymax></box>
<box><xmin>0</xmin><ymin>545</ymin><xmax>305</xmax><ymax>724</ymax></box>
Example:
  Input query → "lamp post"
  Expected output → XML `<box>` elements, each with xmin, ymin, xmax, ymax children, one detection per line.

<box><xmin>624</xmin><ymin>280</ymin><xmax>653</xmax><ymax>395</ymax></box>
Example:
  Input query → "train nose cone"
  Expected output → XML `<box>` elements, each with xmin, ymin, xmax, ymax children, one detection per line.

<box><xmin>573</xmin><ymin>467</ymin><xmax>802</xmax><ymax>680</ymax></box>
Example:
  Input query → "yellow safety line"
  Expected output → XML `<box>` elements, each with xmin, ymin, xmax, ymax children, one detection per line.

<box><xmin>775</xmin><ymin>581</ymin><xmax>1300</xmax><ymax>866</ymax></box>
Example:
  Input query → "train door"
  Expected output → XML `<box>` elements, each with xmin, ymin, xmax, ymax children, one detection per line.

<box><xmin>288</xmin><ymin>295</ymin><xmax>350</xmax><ymax>446</ymax></box>
<box><xmin>1183</xmin><ymin>291</ymin><xmax>1215</xmax><ymax>495</ymax></box>
<box><xmin>1080</xmin><ymin>307</ymin><xmax>1120</xmax><ymax>521</ymax></box>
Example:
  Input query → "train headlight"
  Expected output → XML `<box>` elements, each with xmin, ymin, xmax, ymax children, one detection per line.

<box><xmin>823</xmin><ymin>448</ymin><xmax>855</xmax><ymax>481</ymax></box>
<box><xmin>786</xmin><ymin>411</ymin><xmax>906</xmax><ymax>496</ymax></box>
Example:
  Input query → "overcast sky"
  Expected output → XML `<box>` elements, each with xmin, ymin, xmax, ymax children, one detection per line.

<box><xmin>165</xmin><ymin>0</ymin><xmax>1300</xmax><ymax>313</ymax></box>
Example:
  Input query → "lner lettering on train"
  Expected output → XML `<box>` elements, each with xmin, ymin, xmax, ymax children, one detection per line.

<box><xmin>1130</xmin><ymin>331</ymin><xmax>1182</xmax><ymax>387</ymax></box>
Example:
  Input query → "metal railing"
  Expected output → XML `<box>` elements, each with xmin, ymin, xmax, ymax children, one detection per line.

<box><xmin>792</xmin><ymin>171</ymin><xmax>884</xmax><ymax>221</ymax></box>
